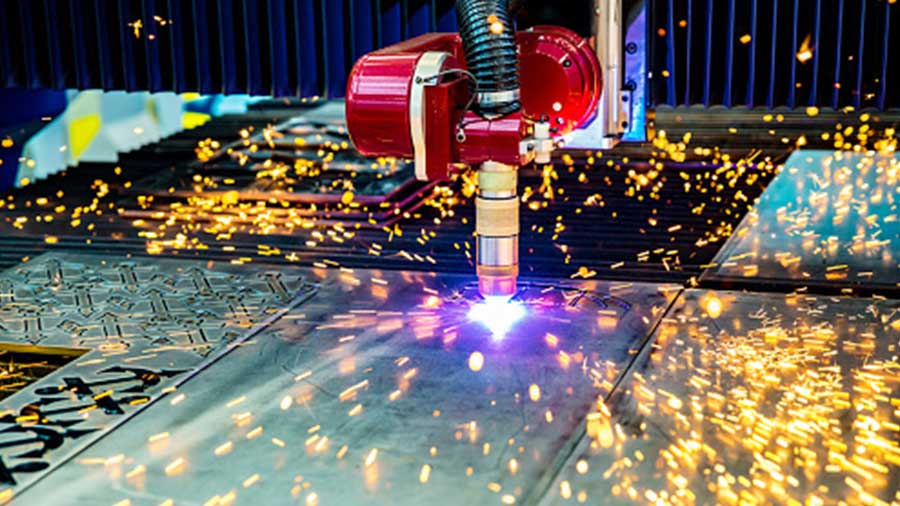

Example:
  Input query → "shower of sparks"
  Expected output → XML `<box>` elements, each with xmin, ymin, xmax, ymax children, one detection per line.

<box><xmin>559</xmin><ymin>292</ymin><xmax>900</xmax><ymax>506</ymax></box>
<box><xmin>1</xmin><ymin>103</ymin><xmax>895</xmax><ymax>292</ymax></box>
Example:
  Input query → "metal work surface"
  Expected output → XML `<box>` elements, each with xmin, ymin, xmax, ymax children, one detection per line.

<box><xmin>705</xmin><ymin>149</ymin><xmax>900</xmax><ymax>293</ymax></box>
<box><xmin>541</xmin><ymin>289</ymin><xmax>900</xmax><ymax>505</ymax></box>
<box><xmin>16</xmin><ymin>270</ymin><xmax>678</xmax><ymax>505</ymax></box>
<box><xmin>0</xmin><ymin>253</ymin><xmax>314</xmax><ymax>493</ymax></box>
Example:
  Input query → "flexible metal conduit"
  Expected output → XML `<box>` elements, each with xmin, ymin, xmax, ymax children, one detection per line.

<box><xmin>455</xmin><ymin>0</ymin><xmax>522</xmax><ymax>117</ymax></box>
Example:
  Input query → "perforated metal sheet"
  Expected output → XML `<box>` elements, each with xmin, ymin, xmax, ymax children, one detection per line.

<box><xmin>0</xmin><ymin>253</ymin><xmax>315</xmax><ymax>491</ymax></box>
<box><xmin>15</xmin><ymin>271</ymin><xmax>678</xmax><ymax>505</ymax></box>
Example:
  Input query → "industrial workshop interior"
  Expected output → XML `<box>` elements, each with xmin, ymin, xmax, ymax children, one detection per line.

<box><xmin>0</xmin><ymin>0</ymin><xmax>898</xmax><ymax>504</ymax></box>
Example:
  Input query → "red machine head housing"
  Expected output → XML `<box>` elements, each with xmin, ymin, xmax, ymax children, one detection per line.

<box><xmin>346</xmin><ymin>26</ymin><xmax>601</xmax><ymax>181</ymax></box>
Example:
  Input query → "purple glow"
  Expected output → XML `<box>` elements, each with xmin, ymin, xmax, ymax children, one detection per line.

<box><xmin>468</xmin><ymin>297</ymin><xmax>526</xmax><ymax>338</ymax></box>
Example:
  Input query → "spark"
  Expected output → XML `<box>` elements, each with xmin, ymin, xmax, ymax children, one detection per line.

<box><xmin>364</xmin><ymin>448</ymin><xmax>378</xmax><ymax>467</ymax></box>
<box><xmin>419</xmin><ymin>464</ymin><xmax>431</xmax><ymax>483</ymax></box>
<box><xmin>797</xmin><ymin>34</ymin><xmax>814</xmax><ymax>63</ymax></box>
<box><xmin>468</xmin><ymin>351</ymin><xmax>484</xmax><ymax>372</ymax></box>
<box><xmin>164</xmin><ymin>457</ymin><xmax>186</xmax><ymax>476</ymax></box>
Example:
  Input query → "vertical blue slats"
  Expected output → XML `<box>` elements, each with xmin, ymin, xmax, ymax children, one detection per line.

<box><xmin>409</xmin><ymin>1</ymin><xmax>430</xmax><ymax>37</ymax></box>
<box><xmin>17</xmin><ymin>1</ymin><xmax>37</xmax><ymax>89</ymax></box>
<box><xmin>854</xmin><ymin>0</ymin><xmax>867</xmax><ymax>109</ymax></box>
<box><xmin>142</xmin><ymin>0</ymin><xmax>163</xmax><ymax>92</ymax></box>
<box><xmin>766</xmin><ymin>0</ymin><xmax>777</xmax><ymax>108</ymax></box>
<box><xmin>2</xmin><ymin>0</ymin><xmax>894</xmax><ymax>109</ymax></box>
<box><xmin>723</xmin><ymin>0</ymin><xmax>735</xmax><ymax>107</ymax></box>
<box><xmin>745</xmin><ymin>0</ymin><xmax>757</xmax><ymax>105</ymax></box>
<box><xmin>116</xmin><ymin>0</ymin><xmax>136</xmax><ymax>92</ymax></box>
<box><xmin>0</xmin><ymin>10</ymin><xmax>11</xmax><ymax>88</ymax></box>
<box><xmin>93</xmin><ymin>0</ymin><xmax>114</xmax><ymax>90</ymax></box>
<box><xmin>192</xmin><ymin>0</ymin><xmax>213</xmax><ymax>93</ymax></box>
<box><xmin>400</xmin><ymin>0</ymin><xmax>409</xmax><ymax>39</ymax></box>
<box><xmin>296</xmin><ymin>0</ymin><xmax>319</xmax><ymax>97</ymax></box>
<box><xmin>347</xmin><ymin>0</ymin><xmax>357</xmax><ymax>69</ymax></box>
<box><xmin>324</xmin><ymin>0</ymin><xmax>347</xmax><ymax>98</ymax></box>
<box><xmin>650</xmin><ymin>0</ymin><xmax>897</xmax><ymax>110</ymax></box>
<box><xmin>166</xmin><ymin>0</ymin><xmax>186</xmax><ymax>92</ymax></box>
<box><xmin>429</xmin><ymin>0</ymin><xmax>438</xmax><ymax>31</ymax></box>
<box><xmin>877</xmin><ymin>1</ymin><xmax>890</xmax><ymax>110</ymax></box>
<box><xmin>702</xmin><ymin>0</ymin><xmax>712</xmax><ymax>106</ymax></box>
<box><xmin>787</xmin><ymin>0</ymin><xmax>798</xmax><ymax>108</ymax></box>
<box><xmin>67</xmin><ymin>2</ymin><xmax>88</xmax><ymax>90</ymax></box>
<box><xmin>42</xmin><ymin>1</ymin><xmax>65</xmax><ymax>90</ymax></box>
<box><xmin>831</xmin><ymin>0</ymin><xmax>844</xmax><ymax>109</ymax></box>
<box><xmin>436</xmin><ymin>1</ymin><xmax>456</xmax><ymax>31</ymax></box>
<box><xmin>683</xmin><ymin>0</ymin><xmax>692</xmax><ymax>104</ymax></box>
<box><xmin>216</xmin><ymin>0</ymin><xmax>237</xmax><ymax>94</ymax></box>
<box><xmin>665</xmin><ymin>0</ymin><xmax>676</xmax><ymax>105</ymax></box>
<box><xmin>0</xmin><ymin>0</ymin><xmax>463</xmax><ymax>99</ymax></box>
<box><xmin>373</xmin><ymin>0</ymin><xmax>384</xmax><ymax>44</ymax></box>
<box><xmin>381</xmin><ymin>1</ymin><xmax>403</xmax><ymax>47</ymax></box>
<box><xmin>242</xmin><ymin>0</ymin><xmax>263</xmax><ymax>96</ymax></box>
<box><xmin>809</xmin><ymin>0</ymin><xmax>822</xmax><ymax>105</ymax></box>
<box><xmin>352</xmin><ymin>0</ymin><xmax>375</xmax><ymax>61</ymax></box>
<box><xmin>267</xmin><ymin>0</ymin><xmax>290</xmax><ymax>97</ymax></box>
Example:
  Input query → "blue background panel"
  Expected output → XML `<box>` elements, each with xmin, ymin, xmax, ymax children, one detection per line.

<box><xmin>0</xmin><ymin>0</ymin><xmax>458</xmax><ymax>99</ymax></box>
<box><xmin>649</xmin><ymin>0</ymin><xmax>899</xmax><ymax>110</ymax></box>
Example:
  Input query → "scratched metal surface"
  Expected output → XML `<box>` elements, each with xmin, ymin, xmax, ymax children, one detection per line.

<box><xmin>17</xmin><ymin>271</ymin><xmax>678</xmax><ymax>505</ymax></box>
<box><xmin>540</xmin><ymin>289</ymin><xmax>900</xmax><ymax>505</ymax></box>
<box><xmin>0</xmin><ymin>253</ymin><xmax>314</xmax><ymax>493</ymax></box>
<box><xmin>704</xmin><ymin>150</ymin><xmax>900</xmax><ymax>291</ymax></box>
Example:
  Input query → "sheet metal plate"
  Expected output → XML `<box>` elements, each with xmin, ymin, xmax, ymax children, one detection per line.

<box><xmin>704</xmin><ymin>150</ymin><xmax>899</xmax><ymax>291</ymax></box>
<box><xmin>0</xmin><ymin>253</ymin><xmax>314</xmax><ymax>492</ymax></box>
<box><xmin>17</xmin><ymin>272</ymin><xmax>678</xmax><ymax>505</ymax></box>
<box><xmin>541</xmin><ymin>289</ymin><xmax>900</xmax><ymax>505</ymax></box>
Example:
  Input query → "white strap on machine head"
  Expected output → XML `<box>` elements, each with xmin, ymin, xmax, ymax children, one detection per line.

<box><xmin>409</xmin><ymin>51</ymin><xmax>450</xmax><ymax>181</ymax></box>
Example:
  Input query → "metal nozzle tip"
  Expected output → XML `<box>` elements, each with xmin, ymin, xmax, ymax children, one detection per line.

<box><xmin>478</xmin><ymin>274</ymin><xmax>517</xmax><ymax>300</ymax></box>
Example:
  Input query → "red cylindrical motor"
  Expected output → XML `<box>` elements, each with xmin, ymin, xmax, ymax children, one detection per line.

<box><xmin>345</xmin><ymin>52</ymin><xmax>420</xmax><ymax>158</ymax></box>
<box><xmin>346</xmin><ymin>34</ymin><xmax>464</xmax><ymax>161</ymax></box>
<box><xmin>346</xmin><ymin>27</ymin><xmax>601</xmax><ymax>173</ymax></box>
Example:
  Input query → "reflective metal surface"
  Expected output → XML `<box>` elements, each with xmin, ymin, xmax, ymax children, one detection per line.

<box><xmin>0</xmin><ymin>253</ymin><xmax>314</xmax><ymax>492</ymax></box>
<box><xmin>477</xmin><ymin>236</ymin><xmax>519</xmax><ymax>265</ymax></box>
<box><xmin>541</xmin><ymin>289</ymin><xmax>900</xmax><ymax>505</ymax></box>
<box><xmin>706</xmin><ymin>150</ymin><xmax>899</xmax><ymax>290</ymax></box>
<box><xmin>17</xmin><ymin>271</ymin><xmax>677</xmax><ymax>505</ymax></box>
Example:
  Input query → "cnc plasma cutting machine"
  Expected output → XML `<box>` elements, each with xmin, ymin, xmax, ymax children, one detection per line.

<box><xmin>346</xmin><ymin>0</ymin><xmax>602</xmax><ymax>300</ymax></box>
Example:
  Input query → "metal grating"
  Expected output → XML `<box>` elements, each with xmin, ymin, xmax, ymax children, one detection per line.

<box><xmin>649</xmin><ymin>0</ymin><xmax>900</xmax><ymax>110</ymax></box>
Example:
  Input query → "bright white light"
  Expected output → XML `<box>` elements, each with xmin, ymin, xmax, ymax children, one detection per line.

<box><xmin>468</xmin><ymin>297</ymin><xmax>526</xmax><ymax>338</ymax></box>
